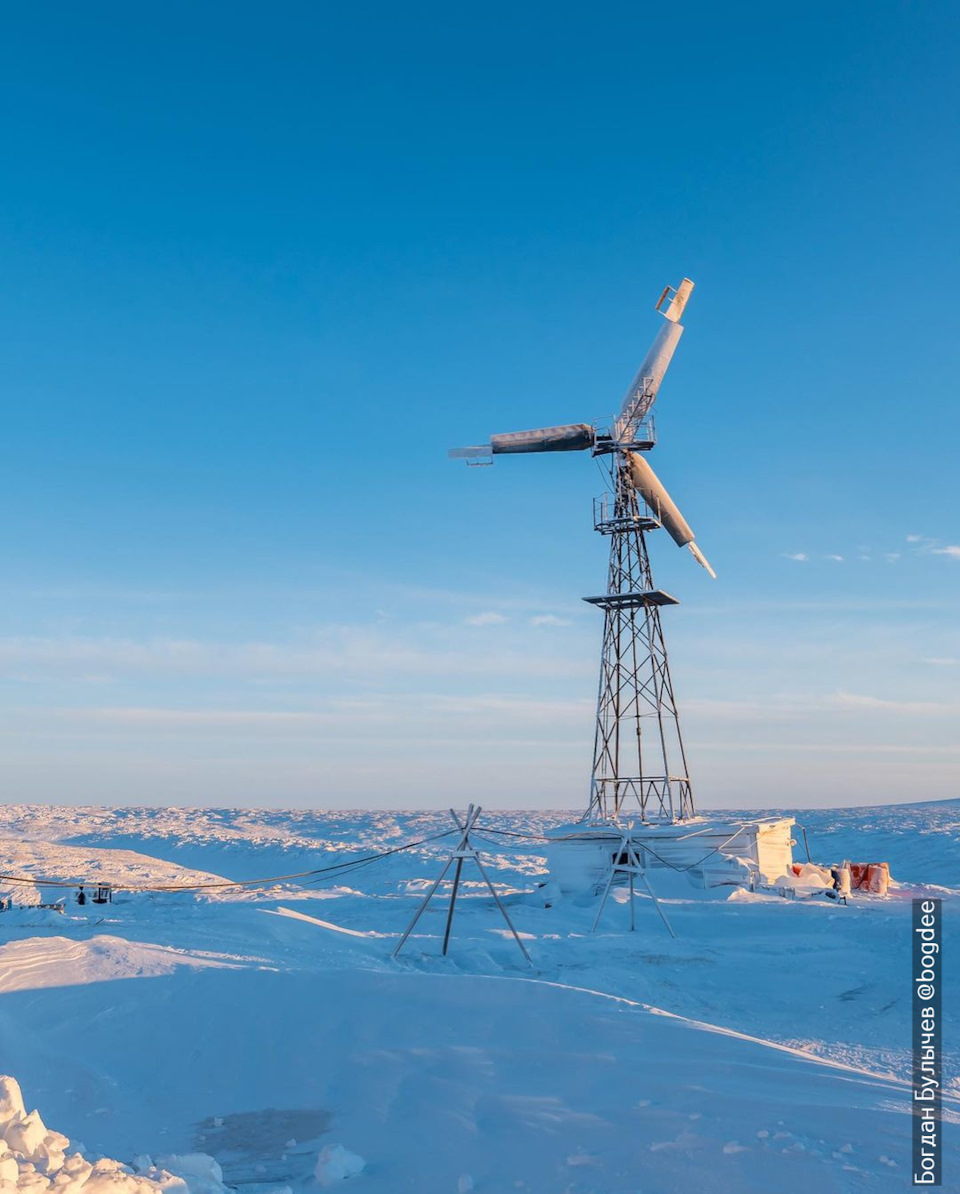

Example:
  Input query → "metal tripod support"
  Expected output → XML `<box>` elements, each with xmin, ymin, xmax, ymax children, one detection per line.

<box><xmin>393</xmin><ymin>804</ymin><xmax>533</xmax><ymax>966</ymax></box>
<box><xmin>592</xmin><ymin>828</ymin><xmax>677</xmax><ymax>938</ymax></box>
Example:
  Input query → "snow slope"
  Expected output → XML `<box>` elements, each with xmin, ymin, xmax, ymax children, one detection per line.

<box><xmin>0</xmin><ymin>801</ymin><xmax>956</xmax><ymax>1192</ymax></box>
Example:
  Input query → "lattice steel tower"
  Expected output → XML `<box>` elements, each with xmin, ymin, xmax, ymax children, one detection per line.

<box><xmin>450</xmin><ymin>278</ymin><xmax>713</xmax><ymax>826</ymax></box>
<box><xmin>584</xmin><ymin>444</ymin><xmax>695</xmax><ymax>822</ymax></box>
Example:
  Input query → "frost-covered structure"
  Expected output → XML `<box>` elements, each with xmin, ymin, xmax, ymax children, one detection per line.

<box><xmin>545</xmin><ymin>816</ymin><xmax>797</xmax><ymax>891</ymax></box>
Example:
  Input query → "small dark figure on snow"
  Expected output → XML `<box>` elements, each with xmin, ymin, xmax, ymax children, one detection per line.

<box><xmin>77</xmin><ymin>885</ymin><xmax>86</xmax><ymax>906</ymax></box>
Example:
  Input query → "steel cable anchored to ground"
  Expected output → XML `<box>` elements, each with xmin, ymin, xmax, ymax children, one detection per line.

<box><xmin>0</xmin><ymin>819</ymin><xmax>768</xmax><ymax>900</ymax></box>
<box><xmin>0</xmin><ymin>829</ymin><xmax>459</xmax><ymax>895</ymax></box>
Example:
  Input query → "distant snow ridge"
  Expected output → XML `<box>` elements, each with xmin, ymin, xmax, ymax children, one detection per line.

<box><xmin>0</xmin><ymin>1076</ymin><xmax>230</xmax><ymax>1194</ymax></box>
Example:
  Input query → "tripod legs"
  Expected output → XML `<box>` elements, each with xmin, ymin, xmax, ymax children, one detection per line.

<box><xmin>394</xmin><ymin>805</ymin><xmax>534</xmax><ymax>967</ymax></box>
<box><xmin>592</xmin><ymin>836</ymin><xmax>677</xmax><ymax>939</ymax></box>
<box><xmin>442</xmin><ymin>856</ymin><xmax>465</xmax><ymax>956</ymax></box>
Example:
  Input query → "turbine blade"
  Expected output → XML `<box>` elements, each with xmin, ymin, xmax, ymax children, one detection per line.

<box><xmin>618</xmin><ymin>278</ymin><xmax>694</xmax><ymax>435</ymax></box>
<box><xmin>618</xmin><ymin>322</ymin><xmax>684</xmax><ymax>432</ymax></box>
<box><xmin>627</xmin><ymin>452</ymin><xmax>693</xmax><ymax>546</ymax></box>
<box><xmin>687</xmin><ymin>542</ymin><xmax>717</xmax><ymax>579</ymax></box>
<box><xmin>627</xmin><ymin>452</ymin><xmax>714</xmax><ymax>578</ymax></box>
<box><xmin>490</xmin><ymin>424</ymin><xmax>594</xmax><ymax>454</ymax></box>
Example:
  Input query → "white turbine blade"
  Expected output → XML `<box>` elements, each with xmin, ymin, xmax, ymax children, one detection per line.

<box><xmin>687</xmin><ymin>542</ymin><xmax>717</xmax><ymax>579</ymax></box>
<box><xmin>627</xmin><ymin>452</ymin><xmax>715</xmax><ymax>578</ymax></box>
<box><xmin>618</xmin><ymin>278</ymin><xmax>694</xmax><ymax>434</ymax></box>
<box><xmin>490</xmin><ymin>424</ymin><xmax>594</xmax><ymax>454</ymax></box>
<box><xmin>627</xmin><ymin>452</ymin><xmax>693</xmax><ymax>545</ymax></box>
<box><xmin>618</xmin><ymin>320</ymin><xmax>684</xmax><ymax>430</ymax></box>
<box><xmin>448</xmin><ymin>445</ymin><xmax>492</xmax><ymax>459</ymax></box>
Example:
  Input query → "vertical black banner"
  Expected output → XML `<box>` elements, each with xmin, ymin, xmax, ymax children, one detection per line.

<box><xmin>913</xmin><ymin>897</ymin><xmax>942</xmax><ymax>1185</ymax></box>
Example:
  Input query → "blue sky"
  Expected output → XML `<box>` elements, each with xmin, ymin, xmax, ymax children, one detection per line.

<box><xmin>1</xmin><ymin>2</ymin><xmax>958</xmax><ymax>808</ymax></box>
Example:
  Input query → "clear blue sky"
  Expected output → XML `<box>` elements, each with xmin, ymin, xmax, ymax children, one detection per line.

<box><xmin>1</xmin><ymin>2</ymin><xmax>958</xmax><ymax>808</ymax></box>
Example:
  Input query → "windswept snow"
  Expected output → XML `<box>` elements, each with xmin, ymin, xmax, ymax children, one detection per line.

<box><xmin>0</xmin><ymin>800</ymin><xmax>957</xmax><ymax>1192</ymax></box>
<box><xmin>0</xmin><ymin>936</ymin><xmax>252</xmax><ymax>994</ymax></box>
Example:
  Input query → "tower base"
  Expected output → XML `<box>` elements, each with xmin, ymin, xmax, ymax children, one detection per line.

<box><xmin>545</xmin><ymin>816</ymin><xmax>796</xmax><ymax>892</ymax></box>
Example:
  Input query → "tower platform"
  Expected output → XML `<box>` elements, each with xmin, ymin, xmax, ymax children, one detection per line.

<box><xmin>583</xmin><ymin>589</ymin><xmax>680</xmax><ymax>610</ymax></box>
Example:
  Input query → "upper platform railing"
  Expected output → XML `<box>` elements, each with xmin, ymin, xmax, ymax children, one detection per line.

<box><xmin>593</xmin><ymin>413</ymin><xmax>657</xmax><ymax>454</ymax></box>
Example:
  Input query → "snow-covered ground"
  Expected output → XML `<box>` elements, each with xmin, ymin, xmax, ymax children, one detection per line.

<box><xmin>0</xmin><ymin>801</ymin><xmax>956</xmax><ymax>1193</ymax></box>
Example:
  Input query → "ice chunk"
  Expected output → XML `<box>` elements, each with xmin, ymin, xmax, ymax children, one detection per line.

<box><xmin>0</xmin><ymin>1078</ymin><xmax>25</xmax><ymax>1129</ymax></box>
<box><xmin>0</xmin><ymin>1076</ymin><xmax>230</xmax><ymax>1194</ymax></box>
<box><xmin>155</xmin><ymin>1155</ymin><xmax>225</xmax><ymax>1194</ymax></box>
<box><xmin>5</xmin><ymin>1109</ymin><xmax>48</xmax><ymax>1162</ymax></box>
<box><xmin>314</xmin><ymin>1145</ymin><xmax>365</xmax><ymax>1186</ymax></box>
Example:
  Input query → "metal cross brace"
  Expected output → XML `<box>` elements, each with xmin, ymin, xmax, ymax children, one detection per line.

<box><xmin>393</xmin><ymin>803</ymin><xmax>533</xmax><ymax>966</ymax></box>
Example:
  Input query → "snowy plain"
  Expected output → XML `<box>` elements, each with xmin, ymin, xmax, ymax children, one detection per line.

<box><xmin>0</xmin><ymin>800</ymin><xmax>957</xmax><ymax>1193</ymax></box>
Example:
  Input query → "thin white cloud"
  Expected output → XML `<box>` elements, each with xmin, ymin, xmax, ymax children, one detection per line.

<box><xmin>824</xmin><ymin>691</ymin><xmax>960</xmax><ymax>716</ymax></box>
<box><xmin>529</xmin><ymin>614</ymin><xmax>572</xmax><ymax>627</ymax></box>
<box><xmin>464</xmin><ymin>611</ymin><xmax>508</xmax><ymax>626</ymax></box>
<box><xmin>45</xmin><ymin>692</ymin><xmax>593</xmax><ymax>734</ymax></box>
<box><xmin>905</xmin><ymin>535</ymin><xmax>960</xmax><ymax>558</ymax></box>
<box><xmin>686</xmin><ymin>690</ymin><xmax>960</xmax><ymax>721</ymax></box>
<box><xmin>685</xmin><ymin>697</ymin><xmax>808</xmax><ymax>722</ymax></box>
<box><xmin>0</xmin><ymin>628</ymin><xmax>590</xmax><ymax>683</ymax></box>
<box><xmin>778</xmin><ymin>537</ymin><xmax>951</xmax><ymax>564</ymax></box>
<box><xmin>922</xmin><ymin>657</ymin><xmax>960</xmax><ymax>667</ymax></box>
<box><xmin>697</xmin><ymin>741</ymin><xmax>960</xmax><ymax>755</ymax></box>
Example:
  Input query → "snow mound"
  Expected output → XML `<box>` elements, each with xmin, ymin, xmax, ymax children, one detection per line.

<box><xmin>313</xmin><ymin>1144</ymin><xmax>365</xmax><ymax>1186</ymax></box>
<box><xmin>0</xmin><ymin>1076</ymin><xmax>230</xmax><ymax>1194</ymax></box>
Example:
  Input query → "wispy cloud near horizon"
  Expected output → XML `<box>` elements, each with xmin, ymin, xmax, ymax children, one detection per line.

<box><xmin>0</xmin><ymin>627</ymin><xmax>594</xmax><ymax>685</ymax></box>
<box><xmin>464</xmin><ymin>611</ymin><xmax>508</xmax><ymax>626</ymax></box>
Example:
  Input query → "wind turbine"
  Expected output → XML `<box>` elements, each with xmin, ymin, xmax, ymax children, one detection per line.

<box><xmin>450</xmin><ymin>279</ymin><xmax>712</xmax><ymax>824</ymax></box>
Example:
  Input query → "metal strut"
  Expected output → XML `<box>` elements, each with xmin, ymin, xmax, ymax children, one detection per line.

<box><xmin>591</xmin><ymin>828</ymin><xmax>677</xmax><ymax>938</ymax></box>
<box><xmin>393</xmin><ymin>804</ymin><xmax>534</xmax><ymax>966</ymax></box>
